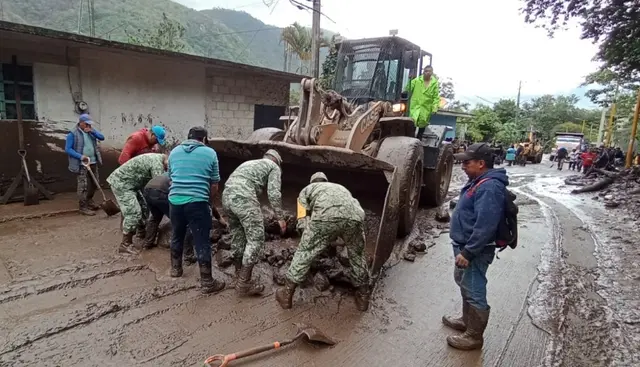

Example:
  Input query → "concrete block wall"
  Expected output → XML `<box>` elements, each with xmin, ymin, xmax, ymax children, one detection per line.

<box><xmin>206</xmin><ymin>74</ymin><xmax>289</xmax><ymax>139</ymax></box>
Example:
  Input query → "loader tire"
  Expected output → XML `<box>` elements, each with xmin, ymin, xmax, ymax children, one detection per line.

<box><xmin>376</xmin><ymin>137</ymin><xmax>423</xmax><ymax>238</ymax></box>
<box><xmin>421</xmin><ymin>144</ymin><xmax>454</xmax><ymax>207</ymax></box>
<box><xmin>247</xmin><ymin>128</ymin><xmax>285</xmax><ymax>142</ymax></box>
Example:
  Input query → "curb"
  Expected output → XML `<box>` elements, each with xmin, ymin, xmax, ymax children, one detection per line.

<box><xmin>0</xmin><ymin>209</ymin><xmax>79</xmax><ymax>224</ymax></box>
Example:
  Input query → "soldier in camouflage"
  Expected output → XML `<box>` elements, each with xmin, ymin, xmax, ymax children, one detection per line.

<box><xmin>275</xmin><ymin>172</ymin><xmax>372</xmax><ymax>311</ymax></box>
<box><xmin>106</xmin><ymin>153</ymin><xmax>167</xmax><ymax>254</ymax></box>
<box><xmin>222</xmin><ymin>149</ymin><xmax>287</xmax><ymax>297</ymax></box>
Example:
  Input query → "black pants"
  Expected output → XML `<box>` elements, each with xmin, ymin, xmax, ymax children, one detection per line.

<box><xmin>416</xmin><ymin>127</ymin><xmax>426</xmax><ymax>141</ymax></box>
<box><xmin>144</xmin><ymin>188</ymin><xmax>193</xmax><ymax>252</ymax></box>
<box><xmin>170</xmin><ymin>201</ymin><xmax>211</xmax><ymax>265</ymax></box>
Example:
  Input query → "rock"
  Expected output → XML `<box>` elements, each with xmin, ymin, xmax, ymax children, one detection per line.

<box><xmin>604</xmin><ymin>194</ymin><xmax>613</xmax><ymax>200</ymax></box>
<box><xmin>217</xmin><ymin>234</ymin><xmax>232</xmax><ymax>250</ymax></box>
<box><xmin>604</xmin><ymin>201</ymin><xmax>620</xmax><ymax>208</ymax></box>
<box><xmin>260</xmin><ymin>248</ymin><xmax>274</xmax><ymax>262</ymax></box>
<box><xmin>435</xmin><ymin>205</ymin><xmax>451</xmax><ymax>222</ymax></box>
<box><xmin>210</xmin><ymin>229</ymin><xmax>223</xmax><ymax>243</ymax></box>
<box><xmin>403</xmin><ymin>251</ymin><xmax>416</xmax><ymax>262</ymax></box>
<box><xmin>215</xmin><ymin>250</ymin><xmax>235</xmax><ymax>268</ymax></box>
<box><xmin>449</xmin><ymin>198</ymin><xmax>458</xmax><ymax>209</ymax></box>
<box><xmin>411</xmin><ymin>242</ymin><xmax>427</xmax><ymax>253</ymax></box>
<box><xmin>336</xmin><ymin>246</ymin><xmax>350</xmax><ymax>267</ymax></box>
<box><xmin>267</xmin><ymin>254</ymin><xmax>283</xmax><ymax>266</ymax></box>
<box><xmin>313</xmin><ymin>272</ymin><xmax>331</xmax><ymax>292</ymax></box>
<box><xmin>273</xmin><ymin>267</ymin><xmax>287</xmax><ymax>286</ymax></box>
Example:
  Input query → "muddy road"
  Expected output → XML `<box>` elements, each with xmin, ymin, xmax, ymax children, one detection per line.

<box><xmin>0</xmin><ymin>160</ymin><xmax>638</xmax><ymax>366</ymax></box>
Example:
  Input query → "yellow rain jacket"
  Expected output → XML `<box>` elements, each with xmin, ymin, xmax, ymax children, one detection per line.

<box><xmin>406</xmin><ymin>75</ymin><xmax>440</xmax><ymax>128</ymax></box>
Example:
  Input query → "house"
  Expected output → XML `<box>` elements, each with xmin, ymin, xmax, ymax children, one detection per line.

<box><xmin>0</xmin><ymin>21</ymin><xmax>302</xmax><ymax>195</ymax></box>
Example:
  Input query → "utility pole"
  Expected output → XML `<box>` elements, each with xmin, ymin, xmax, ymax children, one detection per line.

<box><xmin>515</xmin><ymin>80</ymin><xmax>522</xmax><ymax>125</ymax></box>
<box><xmin>89</xmin><ymin>0</ymin><xmax>96</xmax><ymax>37</ymax></box>
<box><xmin>597</xmin><ymin>107</ymin><xmax>607</xmax><ymax>145</ymax></box>
<box><xmin>626</xmin><ymin>88</ymin><xmax>640</xmax><ymax>168</ymax></box>
<box><xmin>310</xmin><ymin>0</ymin><xmax>321</xmax><ymax>78</ymax></box>
<box><xmin>605</xmin><ymin>102</ymin><xmax>617</xmax><ymax>147</ymax></box>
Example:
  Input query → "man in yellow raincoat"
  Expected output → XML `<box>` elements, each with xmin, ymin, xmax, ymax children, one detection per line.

<box><xmin>406</xmin><ymin>65</ymin><xmax>440</xmax><ymax>141</ymax></box>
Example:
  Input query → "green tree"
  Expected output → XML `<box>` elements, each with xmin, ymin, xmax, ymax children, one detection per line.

<box><xmin>521</xmin><ymin>0</ymin><xmax>640</xmax><ymax>80</ymax></box>
<box><xmin>462</xmin><ymin>105</ymin><xmax>501</xmax><ymax>142</ymax></box>
<box><xmin>495</xmin><ymin>121</ymin><xmax>521</xmax><ymax>145</ymax></box>
<box><xmin>126</xmin><ymin>13</ymin><xmax>186</xmax><ymax>52</ymax></box>
<box><xmin>492</xmin><ymin>99</ymin><xmax>518</xmax><ymax>125</ymax></box>
<box><xmin>319</xmin><ymin>34</ymin><xmax>340</xmax><ymax>89</ymax></box>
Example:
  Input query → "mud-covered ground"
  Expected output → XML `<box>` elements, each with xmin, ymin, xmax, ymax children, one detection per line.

<box><xmin>0</xmin><ymin>159</ymin><xmax>638</xmax><ymax>366</ymax></box>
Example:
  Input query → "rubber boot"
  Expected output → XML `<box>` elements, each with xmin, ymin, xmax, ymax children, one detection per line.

<box><xmin>442</xmin><ymin>301</ymin><xmax>469</xmax><ymax>332</ymax></box>
<box><xmin>118</xmin><ymin>232</ymin><xmax>138</xmax><ymax>254</ymax></box>
<box><xmin>235</xmin><ymin>264</ymin><xmax>265</xmax><ymax>297</ymax></box>
<box><xmin>170</xmin><ymin>250</ymin><xmax>183</xmax><ymax>277</ymax></box>
<box><xmin>87</xmin><ymin>200</ymin><xmax>101</xmax><ymax>211</ymax></box>
<box><xmin>79</xmin><ymin>200</ymin><xmax>96</xmax><ymax>216</ymax></box>
<box><xmin>275</xmin><ymin>278</ymin><xmax>298</xmax><ymax>309</ymax></box>
<box><xmin>183</xmin><ymin>244</ymin><xmax>196</xmax><ymax>265</ymax></box>
<box><xmin>143</xmin><ymin>218</ymin><xmax>160</xmax><ymax>249</ymax></box>
<box><xmin>136</xmin><ymin>221</ymin><xmax>146</xmax><ymax>240</ymax></box>
<box><xmin>233</xmin><ymin>258</ymin><xmax>242</xmax><ymax>276</ymax></box>
<box><xmin>354</xmin><ymin>285</ymin><xmax>371</xmax><ymax>312</ymax></box>
<box><xmin>446</xmin><ymin>306</ymin><xmax>490</xmax><ymax>350</ymax></box>
<box><xmin>199</xmin><ymin>262</ymin><xmax>226</xmax><ymax>294</ymax></box>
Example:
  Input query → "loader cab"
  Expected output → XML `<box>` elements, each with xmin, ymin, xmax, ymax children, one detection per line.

<box><xmin>333</xmin><ymin>36</ymin><xmax>432</xmax><ymax>108</ymax></box>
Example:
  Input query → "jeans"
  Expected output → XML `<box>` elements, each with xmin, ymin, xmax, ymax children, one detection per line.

<box><xmin>144</xmin><ymin>188</ymin><xmax>170</xmax><ymax>221</ymax></box>
<box><xmin>170</xmin><ymin>201</ymin><xmax>211</xmax><ymax>264</ymax></box>
<box><xmin>453</xmin><ymin>244</ymin><xmax>494</xmax><ymax>310</ymax></box>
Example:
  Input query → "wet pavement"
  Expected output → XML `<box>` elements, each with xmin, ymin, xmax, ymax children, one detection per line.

<box><xmin>0</xmin><ymin>160</ymin><xmax>638</xmax><ymax>366</ymax></box>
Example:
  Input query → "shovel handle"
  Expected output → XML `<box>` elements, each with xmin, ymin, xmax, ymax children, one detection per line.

<box><xmin>204</xmin><ymin>338</ymin><xmax>296</xmax><ymax>366</ymax></box>
<box><xmin>18</xmin><ymin>150</ymin><xmax>32</xmax><ymax>183</ymax></box>
<box><xmin>82</xmin><ymin>161</ymin><xmax>108</xmax><ymax>201</ymax></box>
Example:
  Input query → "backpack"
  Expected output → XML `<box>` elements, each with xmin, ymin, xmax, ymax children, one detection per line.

<box><xmin>466</xmin><ymin>178</ymin><xmax>519</xmax><ymax>252</ymax></box>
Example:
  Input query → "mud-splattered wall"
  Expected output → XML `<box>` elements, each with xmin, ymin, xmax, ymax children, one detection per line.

<box><xmin>0</xmin><ymin>30</ymin><xmax>294</xmax><ymax>198</ymax></box>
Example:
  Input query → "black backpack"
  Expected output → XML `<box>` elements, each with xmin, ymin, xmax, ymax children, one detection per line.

<box><xmin>466</xmin><ymin>178</ymin><xmax>518</xmax><ymax>252</ymax></box>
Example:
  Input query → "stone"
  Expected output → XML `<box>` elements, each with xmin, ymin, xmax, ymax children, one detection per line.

<box><xmin>313</xmin><ymin>272</ymin><xmax>331</xmax><ymax>292</ymax></box>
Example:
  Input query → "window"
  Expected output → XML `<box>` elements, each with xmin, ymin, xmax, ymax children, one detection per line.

<box><xmin>0</xmin><ymin>63</ymin><xmax>36</xmax><ymax>120</ymax></box>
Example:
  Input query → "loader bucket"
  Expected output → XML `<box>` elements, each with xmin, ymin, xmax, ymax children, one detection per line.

<box><xmin>209</xmin><ymin>138</ymin><xmax>401</xmax><ymax>276</ymax></box>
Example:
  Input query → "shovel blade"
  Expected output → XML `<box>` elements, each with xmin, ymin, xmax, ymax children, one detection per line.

<box><xmin>294</xmin><ymin>323</ymin><xmax>336</xmax><ymax>346</ymax></box>
<box><xmin>24</xmin><ymin>186</ymin><xmax>40</xmax><ymax>206</ymax></box>
<box><xmin>101</xmin><ymin>200</ymin><xmax>121</xmax><ymax>216</ymax></box>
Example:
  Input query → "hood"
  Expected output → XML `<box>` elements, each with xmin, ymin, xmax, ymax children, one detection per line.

<box><xmin>180</xmin><ymin>139</ymin><xmax>205</xmax><ymax>153</ymax></box>
<box><xmin>475</xmin><ymin>167</ymin><xmax>509</xmax><ymax>187</ymax></box>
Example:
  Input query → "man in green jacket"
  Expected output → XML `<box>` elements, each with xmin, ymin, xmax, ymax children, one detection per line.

<box><xmin>406</xmin><ymin>65</ymin><xmax>440</xmax><ymax>141</ymax></box>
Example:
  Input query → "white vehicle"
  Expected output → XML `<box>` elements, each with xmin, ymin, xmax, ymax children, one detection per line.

<box><xmin>549</xmin><ymin>132</ymin><xmax>584</xmax><ymax>161</ymax></box>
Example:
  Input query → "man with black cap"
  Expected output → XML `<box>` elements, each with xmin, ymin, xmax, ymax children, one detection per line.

<box><xmin>443</xmin><ymin>142</ymin><xmax>509</xmax><ymax>351</ymax></box>
<box><xmin>221</xmin><ymin>149</ymin><xmax>286</xmax><ymax>297</ymax></box>
<box><xmin>168</xmin><ymin>126</ymin><xmax>225</xmax><ymax>294</ymax></box>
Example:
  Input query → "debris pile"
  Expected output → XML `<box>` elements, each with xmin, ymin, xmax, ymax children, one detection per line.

<box><xmin>564</xmin><ymin>166</ymin><xmax>640</xmax><ymax>209</ymax></box>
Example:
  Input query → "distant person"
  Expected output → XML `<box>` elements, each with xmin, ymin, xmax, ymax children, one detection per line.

<box><xmin>405</xmin><ymin>65</ymin><xmax>440</xmax><ymax>141</ymax></box>
<box><xmin>65</xmin><ymin>114</ymin><xmax>105</xmax><ymax>216</ymax></box>
<box><xmin>118</xmin><ymin>126</ymin><xmax>167</xmax><ymax>165</ymax></box>
<box><xmin>581</xmin><ymin>149</ymin><xmax>597</xmax><ymax>174</ymax></box>
<box><xmin>445</xmin><ymin>143</ymin><xmax>508</xmax><ymax>351</ymax></box>
<box><xmin>568</xmin><ymin>149</ymin><xmax>578</xmax><ymax>171</ymax></box>
<box><xmin>505</xmin><ymin>145</ymin><xmax>516</xmax><ymax>166</ymax></box>
<box><xmin>556</xmin><ymin>147</ymin><xmax>568</xmax><ymax>170</ymax></box>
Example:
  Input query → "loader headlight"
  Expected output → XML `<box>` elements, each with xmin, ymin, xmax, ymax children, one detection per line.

<box><xmin>392</xmin><ymin>103</ymin><xmax>406</xmax><ymax>113</ymax></box>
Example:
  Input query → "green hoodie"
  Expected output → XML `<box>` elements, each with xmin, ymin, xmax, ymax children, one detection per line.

<box><xmin>406</xmin><ymin>75</ymin><xmax>440</xmax><ymax>128</ymax></box>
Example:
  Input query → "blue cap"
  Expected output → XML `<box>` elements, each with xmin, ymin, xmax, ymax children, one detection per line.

<box><xmin>151</xmin><ymin>125</ymin><xmax>166</xmax><ymax>145</ymax></box>
<box><xmin>79</xmin><ymin>113</ymin><xmax>93</xmax><ymax>125</ymax></box>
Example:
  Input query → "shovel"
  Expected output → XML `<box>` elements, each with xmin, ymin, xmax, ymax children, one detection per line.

<box><xmin>203</xmin><ymin>323</ymin><xmax>336</xmax><ymax>367</ymax></box>
<box><xmin>18</xmin><ymin>150</ymin><xmax>39</xmax><ymax>206</ymax></box>
<box><xmin>82</xmin><ymin>161</ymin><xmax>120</xmax><ymax>216</ymax></box>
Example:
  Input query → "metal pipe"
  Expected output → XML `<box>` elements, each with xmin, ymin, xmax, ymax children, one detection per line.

<box><xmin>606</xmin><ymin>103</ymin><xmax>616</xmax><ymax>147</ymax></box>
<box><xmin>625</xmin><ymin>88</ymin><xmax>640</xmax><ymax>168</ymax></box>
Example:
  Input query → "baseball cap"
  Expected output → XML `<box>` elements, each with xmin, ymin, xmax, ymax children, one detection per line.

<box><xmin>264</xmin><ymin>149</ymin><xmax>282</xmax><ymax>165</ymax></box>
<box><xmin>151</xmin><ymin>125</ymin><xmax>166</xmax><ymax>145</ymax></box>
<box><xmin>79</xmin><ymin>113</ymin><xmax>93</xmax><ymax>125</ymax></box>
<box><xmin>310</xmin><ymin>172</ymin><xmax>328</xmax><ymax>183</ymax></box>
<box><xmin>188</xmin><ymin>126</ymin><xmax>209</xmax><ymax>141</ymax></box>
<box><xmin>453</xmin><ymin>142</ymin><xmax>494</xmax><ymax>162</ymax></box>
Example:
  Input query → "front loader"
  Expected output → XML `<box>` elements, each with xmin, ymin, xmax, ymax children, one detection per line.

<box><xmin>209</xmin><ymin>36</ymin><xmax>453</xmax><ymax>276</ymax></box>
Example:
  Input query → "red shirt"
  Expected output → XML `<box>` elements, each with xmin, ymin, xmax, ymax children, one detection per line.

<box><xmin>118</xmin><ymin>128</ymin><xmax>156</xmax><ymax>165</ymax></box>
<box><xmin>581</xmin><ymin>152</ymin><xmax>596</xmax><ymax>167</ymax></box>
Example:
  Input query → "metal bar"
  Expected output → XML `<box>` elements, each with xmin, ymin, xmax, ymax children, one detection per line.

<box><xmin>625</xmin><ymin>88</ymin><xmax>640</xmax><ymax>168</ymax></box>
<box><xmin>606</xmin><ymin>103</ymin><xmax>616</xmax><ymax>147</ymax></box>
<box><xmin>12</xmin><ymin>56</ymin><xmax>24</xmax><ymax>150</ymax></box>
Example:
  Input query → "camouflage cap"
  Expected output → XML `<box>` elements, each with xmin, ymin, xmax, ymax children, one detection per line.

<box><xmin>264</xmin><ymin>149</ymin><xmax>282</xmax><ymax>165</ymax></box>
<box><xmin>310</xmin><ymin>172</ymin><xmax>328</xmax><ymax>183</ymax></box>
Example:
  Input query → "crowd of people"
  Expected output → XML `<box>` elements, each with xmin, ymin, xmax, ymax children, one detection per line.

<box><xmin>553</xmin><ymin>145</ymin><xmax>627</xmax><ymax>173</ymax></box>
<box><xmin>64</xmin><ymin>114</ymin><xmax>372</xmax><ymax>311</ymax></box>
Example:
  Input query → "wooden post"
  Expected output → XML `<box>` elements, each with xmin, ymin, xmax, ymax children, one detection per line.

<box><xmin>606</xmin><ymin>103</ymin><xmax>616</xmax><ymax>147</ymax></box>
<box><xmin>625</xmin><ymin>88</ymin><xmax>640</xmax><ymax>168</ymax></box>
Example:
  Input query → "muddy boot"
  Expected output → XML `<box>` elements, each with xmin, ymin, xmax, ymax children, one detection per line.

<box><xmin>199</xmin><ymin>262</ymin><xmax>226</xmax><ymax>294</ymax></box>
<box><xmin>79</xmin><ymin>201</ymin><xmax>96</xmax><ymax>216</ymax></box>
<box><xmin>275</xmin><ymin>278</ymin><xmax>298</xmax><ymax>309</ymax></box>
<box><xmin>183</xmin><ymin>245</ymin><xmax>196</xmax><ymax>265</ymax></box>
<box><xmin>235</xmin><ymin>265</ymin><xmax>265</xmax><ymax>297</ymax></box>
<box><xmin>442</xmin><ymin>301</ymin><xmax>469</xmax><ymax>332</ymax></box>
<box><xmin>87</xmin><ymin>200</ymin><xmax>101</xmax><ymax>211</ymax></box>
<box><xmin>233</xmin><ymin>258</ymin><xmax>242</xmax><ymax>276</ymax></box>
<box><xmin>143</xmin><ymin>218</ymin><xmax>160</xmax><ymax>250</ymax></box>
<box><xmin>446</xmin><ymin>306</ymin><xmax>490</xmax><ymax>350</ymax></box>
<box><xmin>354</xmin><ymin>285</ymin><xmax>371</xmax><ymax>312</ymax></box>
<box><xmin>136</xmin><ymin>222</ymin><xmax>146</xmax><ymax>240</ymax></box>
<box><xmin>118</xmin><ymin>232</ymin><xmax>138</xmax><ymax>254</ymax></box>
<box><xmin>170</xmin><ymin>250</ymin><xmax>183</xmax><ymax>278</ymax></box>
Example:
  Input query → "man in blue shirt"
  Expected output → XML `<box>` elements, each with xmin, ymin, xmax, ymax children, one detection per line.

<box><xmin>444</xmin><ymin>143</ymin><xmax>509</xmax><ymax>351</ymax></box>
<box><xmin>65</xmin><ymin>114</ymin><xmax>105</xmax><ymax>216</ymax></box>
<box><xmin>168</xmin><ymin>126</ymin><xmax>225</xmax><ymax>294</ymax></box>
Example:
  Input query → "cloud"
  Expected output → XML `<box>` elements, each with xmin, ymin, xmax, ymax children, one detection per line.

<box><xmin>175</xmin><ymin>0</ymin><xmax>600</xmax><ymax>101</ymax></box>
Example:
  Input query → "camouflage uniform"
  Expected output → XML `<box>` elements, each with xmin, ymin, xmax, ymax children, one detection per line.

<box><xmin>287</xmin><ymin>182</ymin><xmax>369</xmax><ymax>286</ymax></box>
<box><xmin>106</xmin><ymin>153</ymin><xmax>166</xmax><ymax>234</ymax></box>
<box><xmin>222</xmin><ymin>158</ymin><xmax>283</xmax><ymax>266</ymax></box>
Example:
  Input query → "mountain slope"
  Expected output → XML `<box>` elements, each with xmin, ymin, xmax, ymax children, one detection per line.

<box><xmin>3</xmin><ymin>0</ymin><xmax>330</xmax><ymax>72</ymax></box>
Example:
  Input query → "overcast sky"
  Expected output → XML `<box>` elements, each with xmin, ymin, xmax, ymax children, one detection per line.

<box><xmin>175</xmin><ymin>0</ymin><xmax>600</xmax><ymax>106</ymax></box>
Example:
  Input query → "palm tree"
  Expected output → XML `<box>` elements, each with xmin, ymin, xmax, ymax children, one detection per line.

<box><xmin>280</xmin><ymin>22</ymin><xmax>330</xmax><ymax>74</ymax></box>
